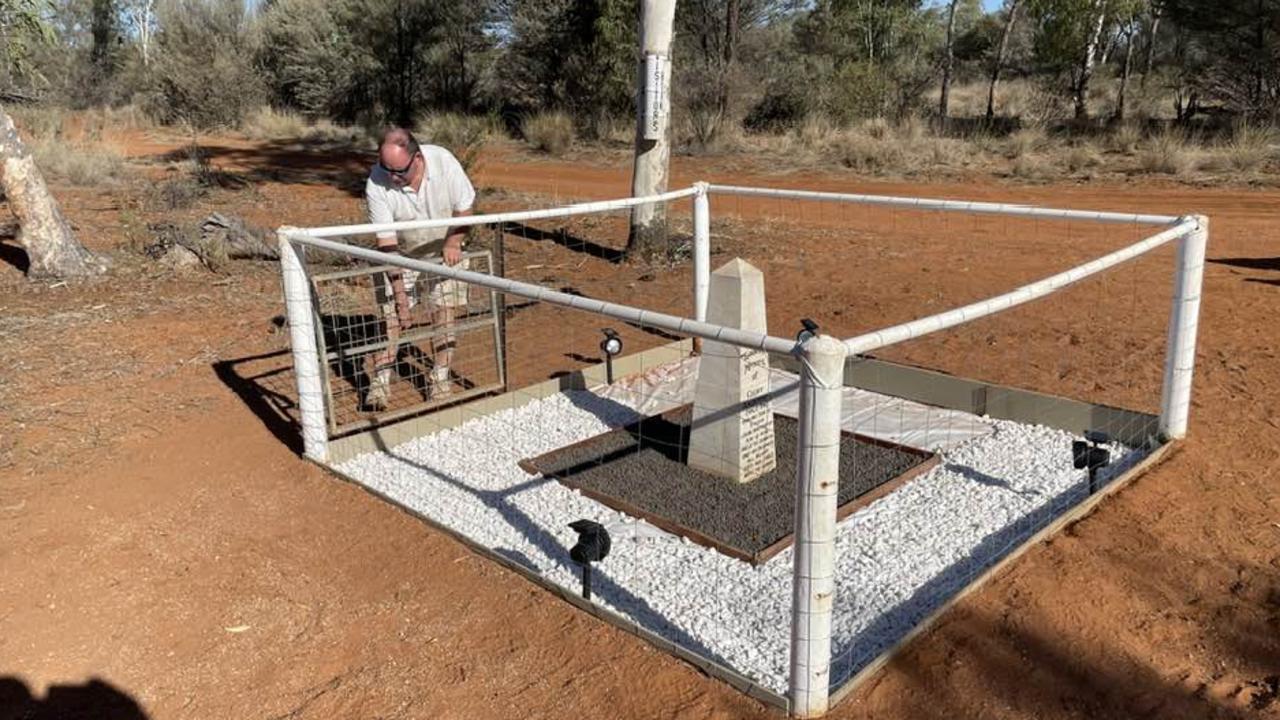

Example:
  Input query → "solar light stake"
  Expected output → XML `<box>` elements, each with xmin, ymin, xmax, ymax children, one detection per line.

<box><xmin>568</xmin><ymin>519</ymin><xmax>611</xmax><ymax>601</ymax></box>
<box><xmin>600</xmin><ymin>328</ymin><xmax>623</xmax><ymax>384</ymax></box>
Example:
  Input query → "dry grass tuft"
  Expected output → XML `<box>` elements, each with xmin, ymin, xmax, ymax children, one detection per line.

<box><xmin>1108</xmin><ymin>123</ymin><xmax>1143</xmax><ymax>154</ymax></box>
<box><xmin>1065</xmin><ymin>143</ymin><xmax>1102</xmax><ymax>172</ymax></box>
<box><xmin>242</xmin><ymin>106</ymin><xmax>309</xmax><ymax>139</ymax></box>
<box><xmin>522</xmin><ymin>111</ymin><xmax>575</xmax><ymax>155</ymax></box>
<box><xmin>1004</xmin><ymin>128</ymin><xmax>1046</xmax><ymax>159</ymax></box>
<box><xmin>416</xmin><ymin>112</ymin><xmax>491</xmax><ymax>172</ymax></box>
<box><xmin>1011</xmin><ymin>154</ymin><xmax>1048</xmax><ymax>180</ymax></box>
<box><xmin>32</xmin><ymin>141</ymin><xmax>129</xmax><ymax>186</ymax></box>
<box><xmin>1217</xmin><ymin>123</ymin><xmax>1276</xmax><ymax>172</ymax></box>
<box><xmin>1139</xmin><ymin>130</ymin><xmax>1197</xmax><ymax>175</ymax></box>
<box><xmin>827</xmin><ymin>130</ymin><xmax>904</xmax><ymax>172</ymax></box>
<box><xmin>242</xmin><ymin>106</ymin><xmax>364</xmax><ymax>144</ymax></box>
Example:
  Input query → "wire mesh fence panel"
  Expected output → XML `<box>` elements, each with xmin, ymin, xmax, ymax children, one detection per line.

<box><xmin>310</xmin><ymin>250</ymin><xmax>504</xmax><ymax>435</ymax></box>
<box><xmin>818</xmin><ymin>231</ymin><xmax>1180</xmax><ymax>692</ymax></box>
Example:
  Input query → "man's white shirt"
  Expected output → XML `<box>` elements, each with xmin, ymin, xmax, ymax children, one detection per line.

<box><xmin>365</xmin><ymin>144</ymin><xmax>476</xmax><ymax>255</ymax></box>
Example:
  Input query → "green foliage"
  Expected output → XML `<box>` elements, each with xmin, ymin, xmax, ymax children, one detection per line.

<box><xmin>9</xmin><ymin>0</ymin><xmax>1278</xmax><ymax>163</ymax></box>
<box><xmin>1</xmin><ymin>0</ymin><xmax>56</xmax><ymax>92</ymax></box>
<box><xmin>492</xmin><ymin>0</ymin><xmax>636</xmax><ymax>117</ymax></box>
<box><xmin>145</xmin><ymin>0</ymin><xmax>264</xmax><ymax>128</ymax></box>
<box><xmin>1162</xmin><ymin>0</ymin><xmax>1280</xmax><ymax>120</ymax></box>
<box><xmin>254</xmin><ymin>0</ymin><xmax>361</xmax><ymax>119</ymax></box>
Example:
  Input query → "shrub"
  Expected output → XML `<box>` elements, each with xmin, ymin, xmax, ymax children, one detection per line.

<box><xmin>1139</xmin><ymin>130</ymin><xmax>1197</xmax><ymax>175</ymax></box>
<box><xmin>743</xmin><ymin>88</ymin><xmax>810</xmax><ymax>132</ymax></box>
<box><xmin>416</xmin><ymin>112</ymin><xmax>490</xmax><ymax>172</ymax></box>
<box><xmin>583</xmin><ymin>113</ymin><xmax>633</xmax><ymax>145</ymax></box>
<box><xmin>9</xmin><ymin>105</ymin><xmax>65</xmax><ymax>142</ymax></box>
<box><xmin>522</xmin><ymin>111</ymin><xmax>575</xmax><ymax>155</ymax></box>
<box><xmin>145</xmin><ymin>0</ymin><xmax>264</xmax><ymax>128</ymax></box>
<box><xmin>924</xmin><ymin>137</ymin><xmax>966</xmax><ymax>167</ymax></box>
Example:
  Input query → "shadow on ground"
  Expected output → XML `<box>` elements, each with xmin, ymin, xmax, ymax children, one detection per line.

<box><xmin>148</xmin><ymin>140</ymin><xmax>370</xmax><ymax>198</ymax></box>
<box><xmin>1208</xmin><ymin>256</ymin><xmax>1280</xmax><ymax>272</ymax></box>
<box><xmin>0</xmin><ymin>241</ymin><xmax>29</xmax><ymax>275</ymax></box>
<box><xmin>212</xmin><ymin>348</ymin><xmax>303</xmax><ymax>455</ymax></box>
<box><xmin>0</xmin><ymin>677</ymin><xmax>147</xmax><ymax>720</ymax></box>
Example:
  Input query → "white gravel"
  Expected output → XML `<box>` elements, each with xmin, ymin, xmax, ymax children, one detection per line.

<box><xmin>335</xmin><ymin>389</ymin><xmax>1146</xmax><ymax>694</ymax></box>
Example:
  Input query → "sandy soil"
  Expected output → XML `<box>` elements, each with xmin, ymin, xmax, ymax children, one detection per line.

<box><xmin>1</xmin><ymin>130</ymin><xmax>1278</xmax><ymax>719</ymax></box>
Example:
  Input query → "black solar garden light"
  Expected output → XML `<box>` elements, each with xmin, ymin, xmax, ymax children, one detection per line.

<box><xmin>600</xmin><ymin>328</ymin><xmax>623</xmax><ymax>384</ymax></box>
<box><xmin>1073</xmin><ymin>430</ymin><xmax>1112</xmax><ymax>495</ymax></box>
<box><xmin>568</xmin><ymin>519</ymin><xmax>611</xmax><ymax>600</ymax></box>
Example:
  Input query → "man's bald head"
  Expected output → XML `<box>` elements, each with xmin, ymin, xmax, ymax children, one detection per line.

<box><xmin>378</xmin><ymin>127</ymin><xmax>421</xmax><ymax>184</ymax></box>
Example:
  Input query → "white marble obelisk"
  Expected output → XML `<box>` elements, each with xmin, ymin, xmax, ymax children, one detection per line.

<box><xmin>688</xmin><ymin>258</ymin><xmax>776</xmax><ymax>483</ymax></box>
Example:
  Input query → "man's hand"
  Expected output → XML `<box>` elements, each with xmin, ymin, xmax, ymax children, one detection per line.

<box><xmin>443</xmin><ymin>239</ymin><xmax>463</xmax><ymax>266</ymax></box>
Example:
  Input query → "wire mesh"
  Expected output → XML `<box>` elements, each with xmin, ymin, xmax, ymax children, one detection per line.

<box><xmin>310</xmin><ymin>250</ymin><xmax>504</xmax><ymax>435</ymax></box>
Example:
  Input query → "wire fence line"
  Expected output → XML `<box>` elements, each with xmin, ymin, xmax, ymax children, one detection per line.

<box><xmin>283</xmin><ymin>185</ymin><xmax>1200</xmax><ymax>369</ymax></box>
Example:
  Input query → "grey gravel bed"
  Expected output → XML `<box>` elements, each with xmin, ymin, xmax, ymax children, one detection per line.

<box><xmin>523</xmin><ymin>407</ymin><xmax>928</xmax><ymax>559</ymax></box>
<box><xmin>335</xmin><ymin>388</ymin><xmax>1145</xmax><ymax>694</ymax></box>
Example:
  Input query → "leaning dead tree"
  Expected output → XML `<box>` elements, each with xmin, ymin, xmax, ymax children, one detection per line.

<box><xmin>0</xmin><ymin>107</ymin><xmax>109</xmax><ymax>280</ymax></box>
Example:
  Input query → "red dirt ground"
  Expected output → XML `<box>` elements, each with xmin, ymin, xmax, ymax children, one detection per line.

<box><xmin>1</xmin><ymin>131</ymin><xmax>1278</xmax><ymax>719</ymax></box>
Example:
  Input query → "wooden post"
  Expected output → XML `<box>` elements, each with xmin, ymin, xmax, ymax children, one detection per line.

<box><xmin>627</xmin><ymin>0</ymin><xmax>677</xmax><ymax>260</ymax></box>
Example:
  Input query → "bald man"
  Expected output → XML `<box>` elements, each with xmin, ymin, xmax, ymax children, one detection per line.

<box><xmin>365</xmin><ymin>128</ymin><xmax>476</xmax><ymax>411</ymax></box>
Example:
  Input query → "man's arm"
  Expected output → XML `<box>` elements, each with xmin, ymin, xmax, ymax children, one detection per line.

<box><xmin>442</xmin><ymin>209</ymin><xmax>472</xmax><ymax>266</ymax></box>
<box><xmin>442</xmin><ymin>149</ymin><xmax>476</xmax><ymax>267</ymax></box>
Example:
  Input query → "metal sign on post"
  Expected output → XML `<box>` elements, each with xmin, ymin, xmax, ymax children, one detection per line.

<box><xmin>643</xmin><ymin>52</ymin><xmax>666</xmax><ymax>141</ymax></box>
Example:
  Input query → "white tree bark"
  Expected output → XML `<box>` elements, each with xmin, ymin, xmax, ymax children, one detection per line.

<box><xmin>627</xmin><ymin>0</ymin><xmax>677</xmax><ymax>259</ymax></box>
<box><xmin>0</xmin><ymin>108</ymin><xmax>109</xmax><ymax>280</ymax></box>
<box><xmin>986</xmin><ymin>0</ymin><xmax>1022</xmax><ymax>121</ymax></box>
<box><xmin>1075</xmin><ymin>0</ymin><xmax>1108</xmax><ymax>120</ymax></box>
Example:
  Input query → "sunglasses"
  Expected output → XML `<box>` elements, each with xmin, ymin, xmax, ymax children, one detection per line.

<box><xmin>379</xmin><ymin>152</ymin><xmax>417</xmax><ymax>179</ymax></box>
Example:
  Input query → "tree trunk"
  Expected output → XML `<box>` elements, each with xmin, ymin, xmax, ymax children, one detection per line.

<box><xmin>0</xmin><ymin>108</ymin><xmax>108</xmax><ymax>280</ymax></box>
<box><xmin>1141</xmin><ymin>5</ymin><xmax>1160</xmax><ymax>88</ymax></box>
<box><xmin>987</xmin><ymin>0</ymin><xmax>1022</xmax><ymax>121</ymax></box>
<box><xmin>627</xmin><ymin>0</ymin><xmax>677</xmax><ymax>260</ymax></box>
<box><xmin>1075</xmin><ymin>0</ymin><xmax>1108</xmax><ymax>121</ymax></box>
<box><xmin>939</xmin><ymin>0</ymin><xmax>959</xmax><ymax>123</ymax></box>
<box><xmin>1115</xmin><ymin>20</ymin><xmax>1136</xmax><ymax>121</ymax></box>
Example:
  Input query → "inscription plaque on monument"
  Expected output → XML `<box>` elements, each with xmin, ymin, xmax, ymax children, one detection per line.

<box><xmin>688</xmin><ymin>259</ymin><xmax>777</xmax><ymax>483</ymax></box>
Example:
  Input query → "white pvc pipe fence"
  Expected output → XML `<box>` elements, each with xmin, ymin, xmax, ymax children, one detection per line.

<box><xmin>841</xmin><ymin>219</ymin><xmax>1196</xmax><ymax>354</ymax></box>
<box><xmin>280</xmin><ymin>182</ymin><xmax>1206</xmax><ymax>717</ymax></box>
<box><xmin>1159</xmin><ymin>215</ymin><xmax>1209</xmax><ymax>439</ymax></box>
<box><xmin>708</xmin><ymin>183</ymin><xmax>1184</xmax><ymax>226</ymax></box>
<box><xmin>790</xmin><ymin>334</ymin><xmax>848</xmax><ymax>717</ymax></box>
<box><xmin>278</xmin><ymin>231</ymin><xmax>329</xmax><ymax>463</ymax></box>
<box><xmin>298</xmin><ymin>186</ymin><xmax>700</xmax><ymax>239</ymax></box>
